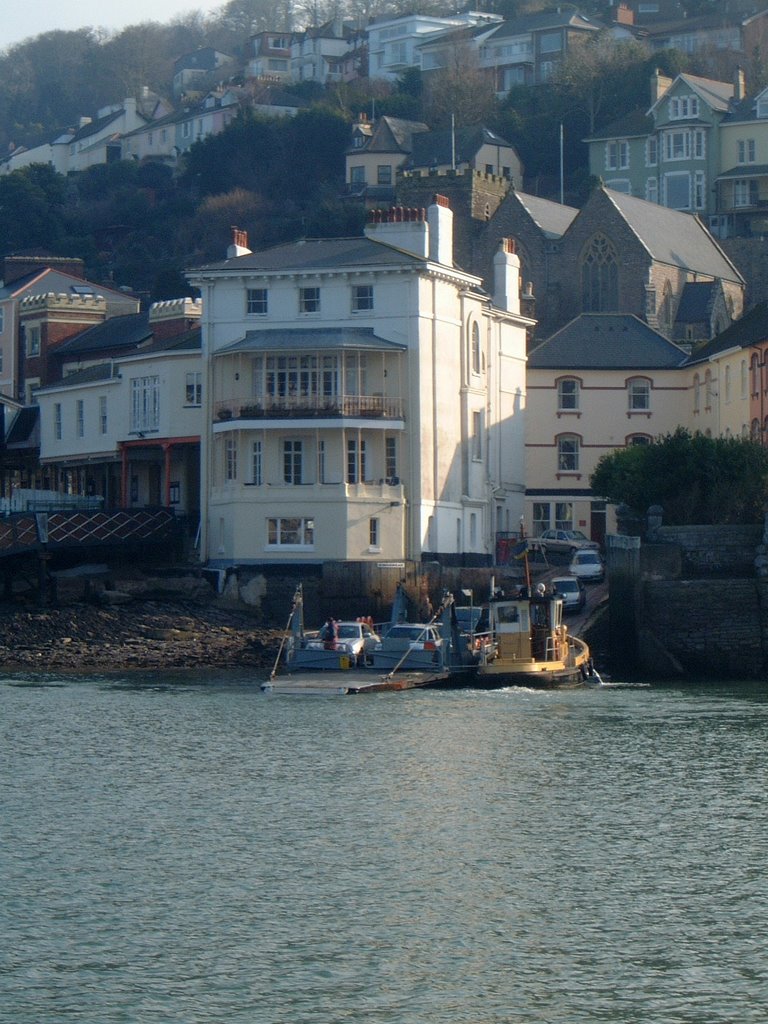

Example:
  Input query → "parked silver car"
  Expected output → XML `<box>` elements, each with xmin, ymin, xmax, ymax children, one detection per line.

<box><xmin>537</xmin><ymin>529</ymin><xmax>600</xmax><ymax>556</ymax></box>
<box><xmin>372</xmin><ymin>623</ymin><xmax>444</xmax><ymax>670</ymax></box>
<box><xmin>304</xmin><ymin>621</ymin><xmax>381</xmax><ymax>665</ymax></box>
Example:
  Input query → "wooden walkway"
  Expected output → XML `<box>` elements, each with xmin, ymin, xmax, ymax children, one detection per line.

<box><xmin>0</xmin><ymin>507</ymin><xmax>181</xmax><ymax>560</ymax></box>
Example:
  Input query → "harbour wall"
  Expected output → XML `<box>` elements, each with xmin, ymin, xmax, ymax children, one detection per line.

<box><xmin>607</xmin><ymin>521</ymin><xmax>768</xmax><ymax>678</ymax></box>
<box><xmin>213</xmin><ymin>559</ymin><xmax>527</xmax><ymax>629</ymax></box>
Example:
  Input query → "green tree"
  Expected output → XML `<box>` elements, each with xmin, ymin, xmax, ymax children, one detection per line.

<box><xmin>0</xmin><ymin>164</ymin><xmax>68</xmax><ymax>249</ymax></box>
<box><xmin>591</xmin><ymin>429</ymin><xmax>768</xmax><ymax>525</ymax></box>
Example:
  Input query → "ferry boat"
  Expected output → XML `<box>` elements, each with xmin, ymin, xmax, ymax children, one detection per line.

<box><xmin>276</xmin><ymin>583</ymin><xmax>480</xmax><ymax>678</ymax></box>
<box><xmin>475</xmin><ymin>577</ymin><xmax>596</xmax><ymax>689</ymax></box>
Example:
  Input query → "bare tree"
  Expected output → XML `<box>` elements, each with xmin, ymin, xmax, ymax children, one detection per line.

<box><xmin>553</xmin><ymin>33</ymin><xmax>651</xmax><ymax>135</ymax></box>
<box><xmin>422</xmin><ymin>41</ymin><xmax>497</xmax><ymax>129</ymax></box>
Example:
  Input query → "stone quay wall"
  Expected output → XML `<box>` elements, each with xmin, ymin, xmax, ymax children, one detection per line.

<box><xmin>608</xmin><ymin>521</ymin><xmax>768</xmax><ymax>678</ymax></box>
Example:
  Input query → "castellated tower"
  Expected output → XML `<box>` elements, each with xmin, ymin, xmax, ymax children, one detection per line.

<box><xmin>396</xmin><ymin>168</ymin><xmax>511</xmax><ymax>276</ymax></box>
<box><xmin>148</xmin><ymin>297</ymin><xmax>202</xmax><ymax>342</ymax></box>
<box><xmin>18</xmin><ymin>292</ymin><xmax>108</xmax><ymax>396</ymax></box>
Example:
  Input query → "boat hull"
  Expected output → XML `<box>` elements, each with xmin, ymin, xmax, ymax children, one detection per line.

<box><xmin>475</xmin><ymin>661</ymin><xmax>588</xmax><ymax>689</ymax></box>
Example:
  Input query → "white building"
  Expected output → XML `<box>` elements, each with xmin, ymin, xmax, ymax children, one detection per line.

<box><xmin>187</xmin><ymin>198</ymin><xmax>532</xmax><ymax>567</ymax></box>
<box><xmin>367</xmin><ymin>12</ymin><xmax>500</xmax><ymax>81</ymax></box>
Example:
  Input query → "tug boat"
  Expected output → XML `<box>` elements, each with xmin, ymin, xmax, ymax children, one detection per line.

<box><xmin>475</xmin><ymin>576</ymin><xmax>595</xmax><ymax>690</ymax></box>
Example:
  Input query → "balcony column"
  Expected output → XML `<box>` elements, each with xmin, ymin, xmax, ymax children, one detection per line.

<box><xmin>120</xmin><ymin>444</ymin><xmax>129</xmax><ymax>506</ymax></box>
<box><xmin>162</xmin><ymin>442</ymin><xmax>172</xmax><ymax>507</ymax></box>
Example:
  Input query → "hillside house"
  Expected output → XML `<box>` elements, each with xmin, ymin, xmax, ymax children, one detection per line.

<box><xmin>345</xmin><ymin>115</ymin><xmax>429</xmax><ymax>202</ymax></box>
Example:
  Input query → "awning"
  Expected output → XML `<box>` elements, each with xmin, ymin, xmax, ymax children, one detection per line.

<box><xmin>215</xmin><ymin>327</ymin><xmax>407</xmax><ymax>356</ymax></box>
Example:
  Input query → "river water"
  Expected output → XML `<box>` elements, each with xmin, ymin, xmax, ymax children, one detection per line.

<box><xmin>2</xmin><ymin>672</ymin><xmax>767</xmax><ymax>1024</ymax></box>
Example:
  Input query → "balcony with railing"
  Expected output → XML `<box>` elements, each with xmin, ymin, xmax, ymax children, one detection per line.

<box><xmin>214</xmin><ymin>393</ymin><xmax>404</xmax><ymax>423</ymax></box>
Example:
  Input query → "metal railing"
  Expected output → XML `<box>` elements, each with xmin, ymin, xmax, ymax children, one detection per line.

<box><xmin>215</xmin><ymin>394</ymin><xmax>404</xmax><ymax>421</ymax></box>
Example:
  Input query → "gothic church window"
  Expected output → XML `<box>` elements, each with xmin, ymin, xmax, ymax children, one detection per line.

<box><xmin>581</xmin><ymin>235</ymin><xmax>618</xmax><ymax>312</ymax></box>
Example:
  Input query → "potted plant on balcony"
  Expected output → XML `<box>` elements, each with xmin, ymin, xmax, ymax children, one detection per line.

<box><xmin>218</xmin><ymin>407</ymin><xmax>233</xmax><ymax>420</ymax></box>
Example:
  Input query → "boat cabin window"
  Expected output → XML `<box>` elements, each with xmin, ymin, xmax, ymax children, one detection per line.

<box><xmin>495</xmin><ymin>603</ymin><xmax>519</xmax><ymax>624</ymax></box>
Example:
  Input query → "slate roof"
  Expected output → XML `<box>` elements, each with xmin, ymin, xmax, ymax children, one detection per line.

<box><xmin>192</xmin><ymin>236</ymin><xmax>429</xmax><ymax>274</ymax></box>
<box><xmin>38</xmin><ymin>363</ymin><xmax>119</xmax><ymax>392</ymax></box>
<box><xmin>70</xmin><ymin>108</ymin><xmax>135</xmax><ymax>145</ymax></box>
<box><xmin>362</xmin><ymin>116</ymin><xmax>430</xmax><ymax>154</ymax></box>
<box><xmin>674</xmin><ymin>281</ymin><xmax>718</xmax><ymax>324</ymax></box>
<box><xmin>408</xmin><ymin>126</ymin><xmax>516</xmax><ymax>169</ymax></box>
<box><xmin>586</xmin><ymin>108</ymin><xmax>653</xmax><ymax>142</ymax></box>
<box><xmin>126</xmin><ymin>326</ymin><xmax>201</xmax><ymax>357</ymax></box>
<box><xmin>0</xmin><ymin>269</ymin><xmax>133</xmax><ymax>304</ymax></box>
<box><xmin>6</xmin><ymin>406</ymin><xmax>39</xmax><ymax>446</ymax></box>
<box><xmin>217</xmin><ymin>328</ymin><xmax>407</xmax><ymax>355</ymax></box>
<box><xmin>685</xmin><ymin>302</ymin><xmax>768</xmax><ymax>365</ymax></box>
<box><xmin>52</xmin><ymin>312</ymin><xmax>152</xmax><ymax>356</ymax></box>
<box><xmin>487</xmin><ymin>10</ymin><xmax>601</xmax><ymax>38</ymax></box>
<box><xmin>648</xmin><ymin>73</ymin><xmax>734</xmax><ymax>115</ymax></box>
<box><xmin>717</xmin><ymin>163</ymin><xmax>768</xmax><ymax>179</ymax></box>
<box><xmin>513</xmin><ymin>192</ymin><xmax>578</xmax><ymax>239</ymax></box>
<box><xmin>528</xmin><ymin>314</ymin><xmax>688</xmax><ymax>369</ymax></box>
<box><xmin>602</xmin><ymin>188</ymin><xmax>744</xmax><ymax>282</ymax></box>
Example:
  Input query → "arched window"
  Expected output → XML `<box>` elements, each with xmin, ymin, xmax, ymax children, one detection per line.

<box><xmin>557</xmin><ymin>434</ymin><xmax>580</xmax><ymax>472</ymax></box>
<box><xmin>741</xmin><ymin>359</ymin><xmax>748</xmax><ymax>399</ymax></box>
<box><xmin>627</xmin><ymin>433</ymin><xmax>652</xmax><ymax>445</ymax></box>
<box><xmin>704</xmin><ymin>369</ymin><xmax>713</xmax><ymax>410</ymax></box>
<box><xmin>471</xmin><ymin>322</ymin><xmax>481</xmax><ymax>375</ymax></box>
<box><xmin>724</xmin><ymin>364</ymin><xmax>731</xmax><ymax>403</ymax></box>
<box><xmin>751</xmin><ymin>353</ymin><xmax>760</xmax><ymax>396</ymax></box>
<box><xmin>659</xmin><ymin>280</ymin><xmax>674</xmax><ymax>333</ymax></box>
<box><xmin>693</xmin><ymin>373</ymin><xmax>700</xmax><ymax>412</ymax></box>
<box><xmin>628</xmin><ymin>377</ymin><xmax>650</xmax><ymax>411</ymax></box>
<box><xmin>557</xmin><ymin>377</ymin><xmax>580</xmax><ymax>411</ymax></box>
<box><xmin>581</xmin><ymin>234</ymin><xmax>618</xmax><ymax>311</ymax></box>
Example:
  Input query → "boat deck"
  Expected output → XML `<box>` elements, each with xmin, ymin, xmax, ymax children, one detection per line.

<box><xmin>262</xmin><ymin>670</ymin><xmax>449</xmax><ymax>695</ymax></box>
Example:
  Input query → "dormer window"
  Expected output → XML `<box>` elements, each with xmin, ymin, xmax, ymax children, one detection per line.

<box><xmin>669</xmin><ymin>95</ymin><xmax>700</xmax><ymax>120</ymax></box>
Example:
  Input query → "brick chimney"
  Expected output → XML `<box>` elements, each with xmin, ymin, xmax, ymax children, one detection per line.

<box><xmin>364</xmin><ymin>195</ymin><xmax>455</xmax><ymax>266</ymax></box>
<box><xmin>227</xmin><ymin>226</ymin><xmax>251</xmax><ymax>259</ymax></box>
<box><xmin>364</xmin><ymin>205</ymin><xmax>429</xmax><ymax>258</ymax></box>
